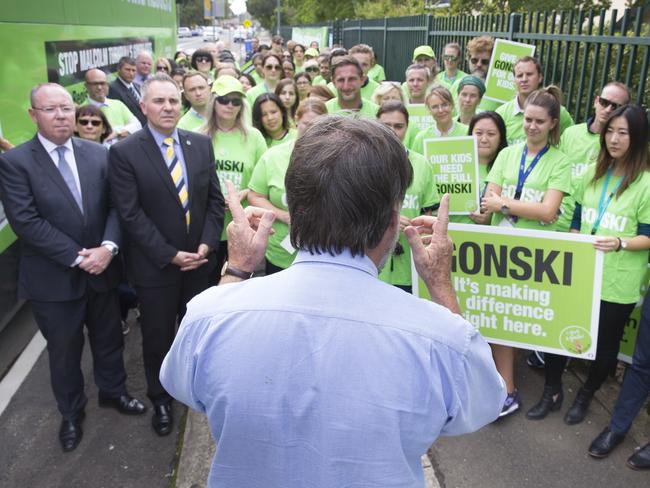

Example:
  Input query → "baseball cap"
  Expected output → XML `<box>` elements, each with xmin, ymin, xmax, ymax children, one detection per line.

<box><xmin>305</xmin><ymin>48</ymin><xmax>320</xmax><ymax>58</ymax></box>
<box><xmin>413</xmin><ymin>46</ymin><xmax>436</xmax><ymax>60</ymax></box>
<box><xmin>211</xmin><ymin>75</ymin><xmax>245</xmax><ymax>96</ymax></box>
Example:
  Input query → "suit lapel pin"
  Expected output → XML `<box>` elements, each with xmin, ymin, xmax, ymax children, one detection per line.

<box><xmin>186</xmin><ymin>140</ymin><xmax>191</xmax><ymax>146</ymax></box>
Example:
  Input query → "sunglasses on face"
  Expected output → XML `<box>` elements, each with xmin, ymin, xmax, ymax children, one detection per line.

<box><xmin>78</xmin><ymin>118</ymin><xmax>102</xmax><ymax>127</ymax></box>
<box><xmin>216</xmin><ymin>96</ymin><xmax>243</xmax><ymax>107</ymax></box>
<box><xmin>470</xmin><ymin>58</ymin><xmax>490</xmax><ymax>66</ymax></box>
<box><xmin>196</xmin><ymin>56</ymin><xmax>211</xmax><ymax>63</ymax></box>
<box><xmin>443</xmin><ymin>55</ymin><xmax>459</xmax><ymax>61</ymax></box>
<box><xmin>305</xmin><ymin>67</ymin><xmax>319</xmax><ymax>73</ymax></box>
<box><xmin>157</xmin><ymin>66</ymin><xmax>169</xmax><ymax>71</ymax></box>
<box><xmin>265</xmin><ymin>64</ymin><xmax>281</xmax><ymax>71</ymax></box>
<box><xmin>598</xmin><ymin>97</ymin><xmax>621</xmax><ymax>111</ymax></box>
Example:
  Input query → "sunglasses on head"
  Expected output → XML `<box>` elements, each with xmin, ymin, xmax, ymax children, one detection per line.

<box><xmin>196</xmin><ymin>56</ymin><xmax>211</xmax><ymax>63</ymax></box>
<box><xmin>598</xmin><ymin>97</ymin><xmax>621</xmax><ymax>111</ymax></box>
<box><xmin>78</xmin><ymin>118</ymin><xmax>102</xmax><ymax>127</ymax></box>
<box><xmin>470</xmin><ymin>58</ymin><xmax>490</xmax><ymax>66</ymax></box>
<box><xmin>216</xmin><ymin>96</ymin><xmax>242</xmax><ymax>107</ymax></box>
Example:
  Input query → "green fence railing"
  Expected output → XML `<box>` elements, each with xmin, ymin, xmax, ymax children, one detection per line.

<box><xmin>285</xmin><ymin>7</ymin><xmax>650</xmax><ymax>123</ymax></box>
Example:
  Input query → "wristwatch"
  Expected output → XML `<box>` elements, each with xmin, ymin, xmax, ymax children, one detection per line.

<box><xmin>103</xmin><ymin>243</ymin><xmax>119</xmax><ymax>257</ymax></box>
<box><xmin>500</xmin><ymin>204</ymin><xmax>510</xmax><ymax>216</ymax></box>
<box><xmin>616</xmin><ymin>238</ymin><xmax>628</xmax><ymax>252</ymax></box>
<box><xmin>220</xmin><ymin>261</ymin><xmax>254</xmax><ymax>280</ymax></box>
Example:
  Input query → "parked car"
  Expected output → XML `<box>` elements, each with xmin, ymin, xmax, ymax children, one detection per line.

<box><xmin>203</xmin><ymin>26</ymin><xmax>221</xmax><ymax>42</ymax></box>
<box><xmin>177</xmin><ymin>27</ymin><xmax>191</xmax><ymax>38</ymax></box>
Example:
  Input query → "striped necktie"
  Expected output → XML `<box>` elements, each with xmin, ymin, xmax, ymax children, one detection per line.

<box><xmin>162</xmin><ymin>137</ymin><xmax>190</xmax><ymax>228</ymax></box>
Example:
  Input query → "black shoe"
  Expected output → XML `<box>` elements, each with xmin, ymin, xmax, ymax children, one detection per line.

<box><xmin>99</xmin><ymin>393</ymin><xmax>147</xmax><ymax>415</ymax></box>
<box><xmin>526</xmin><ymin>385</ymin><xmax>563</xmax><ymax>420</ymax></box>
<box><xmin>627</xmin><ymin>441</ymin><xmax>650</xmax><ymax>470</ymax></box>
<box><xmin>526</xmin><ymin>350</ymin><xmax>546</xmax><ymax>369</ymax></box>
<box><xmin>588</xmin><ymin>427</ymin><xmax>625</xmax><ymax>458</ymax></box>
<box><xmin>564</xmin><ymin>387</ymin><xmax>594</xmax><ymax>425</ymax></box>
<box><xmin>59</xmin><ymin>411</ymin><xmax>85</xmax><ymax>452</ymax></box>
<box><xmin>152</xmin><ymin>403</ymin><xmax>173</xmax><ymax>436</ymax></box>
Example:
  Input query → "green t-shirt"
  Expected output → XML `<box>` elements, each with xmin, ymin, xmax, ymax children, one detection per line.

<box><xmin>367</xmin><ymin>64</ymin><xmax>386</xmax><ymax>83</ymax></box>
<box><xmin>379</xmin><ymin>151</ymin><xmax>440</xmax><ymax>286</ymax></box>
<box><xmin>212</xmin><ymin>127</ymin><xmax>268</xmax><ymax>240</ymax></box>
<box><xmin>248</xmin><ymin>140</ymin><xmax>297</xmax><ymax>269</ymax></box>
<box><xmin>246</xmin><ymin>82</ymin><xmax>271</xmax><ymax>106</ymax></box>
<box><xmin>485</xmin><ymin>142</ymin><xmax>571</xmax><ymax>231</ymax></box>
<box><xmin>89</xmin><ymin>98</ymin><xmax>136</xmax><ymax>131</ymax></box>
<box><xmin>436</xmin><ymin>70</ymin><xmax>468</xmax><ymax>91</ymax></box>
<box><xmin>250</xmin><ymin>71</ymin><xmax>263</xmax><ymax>85</ymax></box>
<box><xmin>312</xmin><ymin>75</ymin><xmax>327</xmax><ymax>86</ymax></box>
<box><xmin>177</xmin><ymin>108</ymin><xmax>206</xmax><ymax>132</ymax></box>
<box><xmin>327</xmin><ymin>78</ymin><xmax>379</xmax><ymax>101</ymax></box>
<box><xmin>477</xmin><ymin>97</ymin><xmax>503</xmax><ymax>112</ymax></box>
<box><xmin>495</xmin><ymin>97</ymin><xmax>575</xmax><ymax>145</ymax></box>
<box><xmin>266</xmin><ymin>128</ymin><xmax>297</xmax><ymax>148</ymax></box>
<box><xmin>555</xmin><ymin>122</ymin><xmax>601</xmax><ymax>232</ymax></box>
<box><xmin>450</xmin><ymin>163</ymin><xmax>490</xmax><ymax>225</ymax></box>
<box><xmin>575</xmin><ymin>167</ymin><xmax>650</xmax><ymax>303</ymax></box>
<box><xmin>411</xmin><ymin>121</ymin><xmax>470</xmax><ymax>155</ymax></box>
<box><xmin>325</xmin><ymin>98</ymin><xmax>379</xmax><ymax>118</ymax></box>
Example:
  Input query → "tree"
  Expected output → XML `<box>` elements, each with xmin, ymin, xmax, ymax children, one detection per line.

<box><xmin>248</xmin><ymin>0</ymin><xmax>277</xmax><ymax>29</ymax></box>
<box><xmin>177</xmin><ymin>0</ymin><xmax>206</xmax><ymax>27</ymax></box>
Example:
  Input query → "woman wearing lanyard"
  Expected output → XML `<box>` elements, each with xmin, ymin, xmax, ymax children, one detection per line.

<box><xmin>530</xmin><ymin>105</ymin><xmax>650</xmax><ymax>424</ymax></box>
<box><xmin>481</xmin><ymin>87</ymin><xmax>571</xmax><ymax>417</ymax></box>
<box><xmin>248</xmin><ymin>99</ymin><xmax>328</xmax><ymax>274</ymax></box>
<box><xmin>375</xmin><ymin>101</ymin><xmax>440</xmax><ymax>293</ymax></box>
<box><xmin>411</xmin><ymin>86</ymin><xmax>469</xmax><ymax>155</ymax></box>
<box><xmin>252</xmin><ymin>93</ymin><xmax>297</xmax><ymax>148</ymax></box>
<box><xmin>201</xmin><ymin>76</ymin><xmax>268</xmax><ymax>273</ymax></box>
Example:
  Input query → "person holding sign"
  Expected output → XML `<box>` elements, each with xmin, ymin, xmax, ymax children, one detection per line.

<box><xmin>496</xmin><ymin>57</ymin><xmax>574</xmax><ymax>145</ymax></box>
<box><xmin>411</xmin><ymin>86</ymin><xmax>469</xmax><ymax>155</ymax></box>
<box><xmin>248</xmin><ymin>99</ymin><xmax>328</xmax><ymax>275</ymax></box>
<box><xmin>202</xmin><ymin>76</ymin><xmax>268</xmax><ymax>273</ymax></box>
<box><xmin>376</xmin><ymin>101</ymin><xmax>440</xmax><ymax>293</ymax></box>
<box><xmin>536</xmin><ymin>105</ymin><xmax>650</xmax><ymax>425</ymax></box>
<box><xmin>456</xmin><ymin>76</ymin><xmax>486</xmax><ymax>125</ymax></box>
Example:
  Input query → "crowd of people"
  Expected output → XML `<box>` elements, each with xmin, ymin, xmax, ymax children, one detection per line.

<box><xmin>0</xmin><ymin>30</ymin><xmax>649</xmax><ymax>480</ymax></box>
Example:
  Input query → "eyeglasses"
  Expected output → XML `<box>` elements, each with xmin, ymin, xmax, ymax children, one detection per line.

<box><xmin>598</xmin><ymin>97</ymin><xmax>622</xmax><ymax>111</ymax></box>
<box><xmin>32</xmin><ymin>105</ymin><xmax>75</xmax><ymax>114</ymax></box>
<box><xmin>78</xmin><ymin>118</ymin><xmax>102</xmax><ymax>127</ymax></box>
<box><xmin>216</xmin><ymin>96</ymin><xmax>243</xmax><ymax>107</ymax></box>
<box><xmin>429</xmin><ymin>102</ymin><xmax>451</xmax><ymax>112</ymax></box>
<box><xmin>157</xmin><ymin>66</ymin><xmax>169</xmax><ymax>72</ymax></box>
<box><xmin>443</xmin><ymin>55</ymin><xmax>459</xmax><ymax>61</ymax></box>
<box><xmin>195</xmin><ymin>56</ymin><xmax>211</xmax><ymax>63</ymax></box>
<box><xmin>265</xmin><ymin>64</ymin><xmax>281</xmax><ymax>71</ymax></box>
<box><xmin>470</xmin><ymin>58</ymin><xmax>491</xmax><ymax>67</ymax></box>
<box><xmin>305</xmin><ymin>67</ymin><xmax>319</xmax><ymax>73</ymax></box>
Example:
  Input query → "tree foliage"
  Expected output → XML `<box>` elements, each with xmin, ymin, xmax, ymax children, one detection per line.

<box><xmin>177</xmin><ymin>0</ymin><xmax>207</xmax><ymax>27</ymax></box>
<box><xmin>247</xmin><ymin>0</ymin><xmax>277</xmax><ymax>29</ymax></box>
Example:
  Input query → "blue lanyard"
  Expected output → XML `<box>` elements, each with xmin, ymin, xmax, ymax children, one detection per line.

<box><xmin>590</xmin><ymin>164</ymin><xmax>622</xmax><ymax>235</ymax></box>
<box><xmin>515</xmin><ymin>144</ymin><xmax>549</xmax><ymax>200</ymax></box>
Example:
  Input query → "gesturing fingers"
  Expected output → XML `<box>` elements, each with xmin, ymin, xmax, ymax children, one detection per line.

<box><xmin>225</xmin><ymin>180</ymin><xmax>246</xmax><ymax>223</ymax></box>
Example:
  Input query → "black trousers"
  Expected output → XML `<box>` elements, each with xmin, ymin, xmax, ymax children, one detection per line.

<box><xmin>31</xmin><ymin>288</ymin><xmax>126</xmax><ymax>421</ymax></box>
<box><xmin>545</xmin><ymin>300</ymin><xmax>636</xmax><ymax>390</ymax></box>
<box><xmin>136</xmin><ymin>269</ymin><xmax>213</xmax><ymax>406</ymax></box>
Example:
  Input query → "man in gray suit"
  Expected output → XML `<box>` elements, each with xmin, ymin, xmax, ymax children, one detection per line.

<box><xmin>0</xmin><ymin>83</ymin><xmax>145</xmax><ymax>453</ymax></box>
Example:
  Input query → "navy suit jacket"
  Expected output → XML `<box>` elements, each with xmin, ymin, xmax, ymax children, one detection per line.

<box><xmin>108</xmin><ymin>78</ymin><xmax>147</xmax><ymax>126</ymax></box>
<box><xmin>0</xmin><ymin>136</ymin><xmax>121</xmax><ymax>301</ymax></box>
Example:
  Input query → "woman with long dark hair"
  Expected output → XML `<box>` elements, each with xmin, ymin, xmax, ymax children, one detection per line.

<box><xmin>252</xmin><ymin>93</ymin><xmax>296</xmax><ymax>147</ymax></box>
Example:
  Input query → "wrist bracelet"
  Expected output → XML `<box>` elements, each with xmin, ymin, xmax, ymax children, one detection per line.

<box><xmin>615</xmin><ymin>237</ymin><xmax>622</xmax><ymax>252</ymax></box>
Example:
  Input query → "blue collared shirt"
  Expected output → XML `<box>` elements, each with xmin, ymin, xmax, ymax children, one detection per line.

<box><xmin>161</xmin><ymin>249</ymin><xmax>506</xmax><ymax>487</ymax></box>
<box><xmin>148</xmin><ymin>126</ymin><xmax>190</xmax><ymax>192</ymax></box>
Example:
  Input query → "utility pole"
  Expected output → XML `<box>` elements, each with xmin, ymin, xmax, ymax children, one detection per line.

<box><xmin>276</xmin><ymin>0</ymin><xmax>281</xmax><ymax>36</ymax></box>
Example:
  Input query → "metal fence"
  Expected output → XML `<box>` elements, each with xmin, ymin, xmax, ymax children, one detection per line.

<box><xmin>285</xmin><ymin>8</ymin><xmax>650</xmax><ymax>123</ymax></box>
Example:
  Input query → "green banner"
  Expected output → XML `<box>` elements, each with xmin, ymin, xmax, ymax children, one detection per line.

<box><xmin>291</xmin><ymin>27</ymin><xmax>329</xmax><ymax>49</ymax></box>
<box><xmin>618</xmin><ymin>265</ymin><xmax>650</xmax><ymax>363</ymax></box>
<box><xmin>423</xmin><ymin>136</ymin><xmax>480</xmax><ymax>215</ymax></box>
<box><xmin>413</xmin><ymin>225</ymin><xmax>604</xmax><ymax>359</ymax></box>
<box><xmin>406</xmin><ymin>104</ymin><xmax>434</xmax><ymax>132</ymax></box>
<box><xmin>484</xmin><ymin>39</ymin><xmax>536</xmax><ymax>104</ymax></box>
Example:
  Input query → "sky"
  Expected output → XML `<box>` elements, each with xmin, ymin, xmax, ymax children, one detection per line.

<box><xmin>230</xmin><ymin>0</ymin><xmax>247</xmax><ymax>16</ymax></box>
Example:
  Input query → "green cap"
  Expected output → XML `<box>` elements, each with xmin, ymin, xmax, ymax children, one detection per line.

<box><xmin>457</xmin><ymin>75</ymin><xmax>486</xmax><ymax>97</ymax></box>
<box><xmin>211</xmin><ymin>75</ymin><xmax>245</xmax><ymax>96</ymax></box>
<box><xmin>413</xmin><ymin>45</ymin><xmax>436</xmax><ymax>61</ymax></box>
<box><xmin>305</xmin><ymin>48</ymin><xmax>320</xmax><ymax>58</ymax></box>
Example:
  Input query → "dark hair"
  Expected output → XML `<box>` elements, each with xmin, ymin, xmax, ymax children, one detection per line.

<box><xmin>117</xmin><ymin>56</ymin><xmax>136</xmax><ymax>69</ymax></box>
<box><xmin>331</xmin><ymin>55</ymin><xmax>363</xmax><ymax>79</ymax></box>
<box><xmin>286</xmin><ymin>116</ymin><xmax>413</xmax><ymax>256</ymax></box>
<box><xmin>282</xmin><ymin>59</ymin><xmax>296</xmax><ymax>78</ymax></box>
<box><xmin>252</xmin><ymin>93</ymin><xmax>289</xmax><ymax>138</ymax></box>
<box><xmin>376</xmin><ymin>100</ymin><xmax>409</xmax><ymax>125</ymax></box>
<box><xmin>293</xmin><ymin>43</ymin><xmax>305</xmax><ymax>54</ymax></box>
<box><xmin>524</xmin><ymin>86</ymin><xmax>563</xmax><ymax>146</ymax></box>
<box><xmin>593</xmin><ymin>104</ymin><xmax>650</xmax><ymax>197</ymax></box>
<box><xmin>294</xmin><ymin>72</ymin><xmax>312</xmax><ymax>85</ymax></box>
<box><xmin>468</xmin><ymin>111</ymin><xmax>508</xmax><ymax>171</ymax></box>
<box><xmin>309</xmin><ymin>84</ymin><xmax>334</xmax><ymax>101</ymax></box>
<box><xmin>75</xmin><ymin>105</ymin><xmax>112</xmax><ymax>143</ymax></box>
<box><xmin>171</xmin><ymin>67</ymin><xmax>186</xmax><ymax>79</ymax></box>
<box><xmin>239</xmin><ymin>72</ymin><xmax>256</xmax><ymax>88</ymax></box>
<box><xmin>275</xmin><ymin>79</ymin><xmax>300</xmax><ymax>118</ymax></box>
<box><xmin>262</xmin><ymin>53</ymin><xmax>284</xmax><ymax>71</ymax></box>
<box><xmin>191</xmin><ymin>49</ymin><xmax>214</xmax><ymax>71</ymax></box>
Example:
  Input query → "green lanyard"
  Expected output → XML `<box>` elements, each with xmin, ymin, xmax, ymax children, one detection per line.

<box><xmin>590</xmin><ymin>164</ymin><xmax>622</xmax><ymax>235</ymax></box>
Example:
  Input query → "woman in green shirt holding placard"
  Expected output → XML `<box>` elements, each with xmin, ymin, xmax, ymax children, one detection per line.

<box><xmin>411</xmin><ymin>86</ymin><xmax>469</xmax><ymax>155</ymax></box>
<box><xmin>530</xmin><ymin>105</ymin><xmax>650</xmax><ymax>425</ymax></box>
<box><xmin>375</xmin><ymin>101</ymin><xmax>440</xmax><ymax>293</ymax></box>
<box><xmin>248</xmin><ymin>98</ymin><xmax>328</xmax><ymax>274</ymax></box>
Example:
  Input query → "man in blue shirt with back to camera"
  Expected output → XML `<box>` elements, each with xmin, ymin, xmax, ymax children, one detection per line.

<box><xmin>161</xmin><ymin>116</ymin><xmax>506</xmax><ymax>487</ymax></box>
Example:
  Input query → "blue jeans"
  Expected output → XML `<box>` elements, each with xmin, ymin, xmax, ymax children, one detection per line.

<box><xmin>610</xmin><ymin>287</ymin><xmax>650</xmax><ymax>435</ymax></box>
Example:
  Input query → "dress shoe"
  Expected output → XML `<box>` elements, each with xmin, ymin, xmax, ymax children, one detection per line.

<box><xmin>59</xmin><ymin>411</ymin><xmax>85</xmax><ymax>452</ymax></box>
<box><xmin>627</xmin><ymin>441</ymin><xmax>650</xmax><ymax>470</ymax></box>
<box><xmin>588</xmin><ymin>427</ymin><xmax>625</xmax><ymax>458</ymax></box>
<box><xmin>526</xmin><ymin>385</ymin><xmax>563</xmax><ymax>420</ymax></box>
<box><xmin>99</xmin><ymin>393</ymin><xmax>147</xmax><ymax>415</ymax></box>
<box><xmin>152</xmin><ymin>403</ymin><xmax>173</xmax><ymax>436</ymax></box>
<box><xmin>564</xmin><ymin>387</ymin><xmax>594</xmax><ymax>425</ymax></box>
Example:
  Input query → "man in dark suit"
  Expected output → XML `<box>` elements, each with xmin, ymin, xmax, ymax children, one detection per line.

<box><xmin>0</xmin><ymin>83</ymin><xmax>146</xmax><ymax>452</ymax></box>
<box><xmin>108</xmin><ymin>74</ymin><xmax>224</xmax><ymax>436</ymax></box>
<box><xmin>108</xmin><ymin>56</ymin><xmax>147</xmax><ymax>126</ymax></box>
